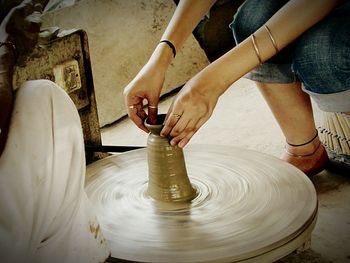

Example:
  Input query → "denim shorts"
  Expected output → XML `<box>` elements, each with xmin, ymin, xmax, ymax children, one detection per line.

<box><xmin>230</xmin><ymin>0</ymin><xmax>350</xmax><ymax>112</ymax></box>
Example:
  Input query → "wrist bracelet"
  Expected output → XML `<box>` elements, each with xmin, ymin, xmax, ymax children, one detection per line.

<box><xmin>0</xmin><ymin>41</ymin><xmax>17</xmax><ymax>56</ymax></box>
<box><xmin>251</xmin><ymin>34</ymin><xmax>262</xmax><ymax>65</ymax></box>
<box><xmin>264</xmin><ymin>25</ymin><xmax>279</xmax><ymax>54</ymax></box>
<box><xmin>159</xmin><ymin>40</ymin><xmax>176</xmax><ymax>57</ymax></box>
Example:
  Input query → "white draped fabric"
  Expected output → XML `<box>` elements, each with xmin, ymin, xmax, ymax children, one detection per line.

<box><xmin>0</xmin><ymin>80</ymin><xmax>110</xmax><ymax>263</ymax></box>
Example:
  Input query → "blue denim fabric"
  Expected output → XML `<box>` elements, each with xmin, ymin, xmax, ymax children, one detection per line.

<box><xmin>230</xmin><ymin>0</ymin><xmax>350</xmax><ymax>111</ymax></box>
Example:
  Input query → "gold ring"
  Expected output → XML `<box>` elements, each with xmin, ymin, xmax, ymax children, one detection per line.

<box><xmin>172</xmin><ymin>113</ymin><xmax>182</xmax><ymax>119</ymax></box>
<box><xmin>148</xmin><ymin>105</ymin><xmax>157</xmax><ymax>109</ymax></box>
<box><xmin>128</xmin><ymin>105</ymin><xmax>136</xmax><ymax>109</ymax></box>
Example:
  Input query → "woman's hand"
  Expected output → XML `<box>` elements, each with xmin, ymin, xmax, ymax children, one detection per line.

<box><xmin>160</xmin><ymin>74</ymin><xmax>220</xmax><ymax>148</ymax></box>
<box><xmin>123</xmin><ymin>61</ymin><xmax>166</xmax><ymax>132</ymax></box>
<box><xmin>124</xmin><ymin>0</ymin><xmax>218</xmax><ymax>133</ymax></box>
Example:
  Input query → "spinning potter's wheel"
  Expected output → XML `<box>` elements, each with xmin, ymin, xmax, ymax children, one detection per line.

<box><xmin>86</xmin><ymin>145</ymin><xmax>317</xmax><ymax>263</ymax></box>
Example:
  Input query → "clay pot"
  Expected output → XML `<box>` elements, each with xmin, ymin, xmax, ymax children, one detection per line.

<box><xmin>145</xmin><ymin>114</ymin><xmax>197</xmax><ymax>202</ymax></box>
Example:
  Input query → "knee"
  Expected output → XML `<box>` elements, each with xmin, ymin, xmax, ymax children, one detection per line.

<box><xmin>293</xmin><ymin>26</ymin><xmax>350</xmax><ymax>94</ymax></box>
<box><xmin>18</xmin><ymin>79</ymin><xmax>64</xmax><ymax>99</ymax></box>
<box><xmin>15</xmin><ymin>80</ymin><xmax>79</xmax><ymax>123</ymax></box>
<box><xmin>230</xmin><ymin>0</ymin><xmax>288</xmax><ymax>44</ymax></box>
<box><xmin>17</xmin><ymin>80</ymin><xmax>74</xmax><ymax>109</ymax></box>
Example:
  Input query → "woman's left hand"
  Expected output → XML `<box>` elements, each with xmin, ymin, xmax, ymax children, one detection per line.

<box><xmin>160</xmin><ymin>75</ymin><xmax>220</xmax><ymax>148</ymax></box>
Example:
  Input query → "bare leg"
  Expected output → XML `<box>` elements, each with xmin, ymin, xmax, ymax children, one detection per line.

<box><xmin>256</xmin><ymin>81</ymin><xmax>328</xmax><ymax>176</ymax></box>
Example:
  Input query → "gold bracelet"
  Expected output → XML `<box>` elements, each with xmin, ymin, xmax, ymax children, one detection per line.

<box><xmin>264</xmin><ymin>24</ymin><xmax>279</xmax><ymax>54</ymax></box>
<box><xmin>251</xmin><ymin>34</ymin><xmax>262</xmax><ymax>64</ymax></box>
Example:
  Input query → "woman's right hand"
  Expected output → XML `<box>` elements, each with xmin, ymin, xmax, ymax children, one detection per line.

<box><xmin>124</xmin><ymin>42</ymin><xmax>174</xmax><ymax>132</ymax></box>
<box><xmin>123</xmin><ymin>61</ymin><xmax>166</xmax><ymax>132</ymax></box>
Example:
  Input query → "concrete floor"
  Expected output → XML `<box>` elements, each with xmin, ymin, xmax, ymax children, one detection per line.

<box><xmin>101</xmin><ymin>78</ymin><xmax>350</xmax><ymax>263</ymax></box>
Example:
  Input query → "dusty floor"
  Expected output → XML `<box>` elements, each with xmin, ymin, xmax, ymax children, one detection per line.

<box><xmin>101</xmin><ymin>78</ymin><xmax>350</xmax><ymax>263</ymax></box>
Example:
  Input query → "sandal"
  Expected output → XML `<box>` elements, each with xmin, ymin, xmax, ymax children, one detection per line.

<box><xmin>281</xmin><ymin>130</ymin><xmax>329</xmax><ymax>177</ymax></box>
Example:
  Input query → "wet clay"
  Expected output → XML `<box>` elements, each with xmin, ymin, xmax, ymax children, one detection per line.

<box><xmin>144</xmin><ymin>114</ymin><xmax>197</xmax><ymax>202</ymax></box>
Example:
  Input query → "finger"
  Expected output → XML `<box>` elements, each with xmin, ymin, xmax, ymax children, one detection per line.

<box><xmin>147</xmin><ymin>105</ymin><xmax>158</xmax><ymax>125</ymax></box>
<box><xmin>171</xmin><ymin>117</ymin><xmax>207</xmax><ymax>147</ymax></box>
<box><xmin>128</xmin><ymin>107</ymin><xmax>148</xmax><ymax>133</ymax></box>
<box><xmin>160</xmin><ymin>111</ymin><xmax>183</xmax><ymax>137</ymax></box>
<box><xmin>169</xmin><ymin>115</ymin><xmax>199</xmax><ymax>145</ymax></box>
<box><xmin>135</xmin><ymin>103</ymin><xmax>147</xmax><ymax>120</ymax></box>
<box><xmin>127</xmin><ymin>100</ymin><xmax>148</xmax><ymax>132</ymax></box>
<box><xmin>169</xmin><ymin>119</ymin><xmax>196</xmax><ymax>146</ymax></box>
<box><xmin>177</xmin><ymin>132</ymin><xmax>195</xmax><ymax>148</ymax></box>
<box><xmin>162</xmin><ymin>100</ymin><xmax>175</xmax><ymax>124</ymax></box>
<box><xmin>125</xmin><ymin>92</ymin><xmax>146</xmax><ymax>120</ymax></box>
<box><xmin>169</xmin><ymin>115</ymin><xmax>192</xmax><ymax>138</ymax></box>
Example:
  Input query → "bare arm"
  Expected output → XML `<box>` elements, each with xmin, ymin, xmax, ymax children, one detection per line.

<box><xmin>208</xmin><ymin>0</ymin><xmax>341</xmax><ymax>92</ymax></box>
<box><xmin>161</xmin><ymin>0</ymin><xmax>342</xmax><ymax>147</ymax></box>
<box><xmin>160</xmin><ymin>0</ymin><xmax>217</xmax><ymax>60</ymax></box>
<box><xmin>147</xmin><ymin>0</ymin><xmax>218</xmax><ymax>73</ymax></box>
<box><xmin>123</xmin><ymin>0</ymin><xmax>217</xmax><ymax>129</ymax></box>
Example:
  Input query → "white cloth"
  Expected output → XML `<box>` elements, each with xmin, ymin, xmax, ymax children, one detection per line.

<box><xmin>0</xmin><ymin>80</ymin><xmax>110</xmax><ymax>263</ymax></box>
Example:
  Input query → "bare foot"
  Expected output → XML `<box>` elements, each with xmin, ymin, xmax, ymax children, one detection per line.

<box><xmin>281</xmin><ymin>138</ymin><xmax>329</xmax><ymax>176</ymax></box>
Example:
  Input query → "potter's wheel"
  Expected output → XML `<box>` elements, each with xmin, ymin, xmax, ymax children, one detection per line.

<box><xmin>86</xmin><ymin>145</ymin><xmax>317</xmax><ymax>263</ymax></box>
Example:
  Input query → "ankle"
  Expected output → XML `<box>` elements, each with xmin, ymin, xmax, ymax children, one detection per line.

<box><xmin>281</xmin><ymin>144</ymin><xmax>329</xmax><ymax>176</ymax></box>
<box><xmin>285</xmin><ymin>139</ymin><xmax>321</xmax><ymax>158</ymax></box>
<box><xmin>284</xmin><ymin>130</ymin><xmax>320</xmax><ymax>158</ymax></box>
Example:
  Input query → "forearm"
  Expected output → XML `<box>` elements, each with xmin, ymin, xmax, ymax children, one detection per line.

<box><xmin>253</xmin><ymin>0</ymin><xmax>341</xmax><ymax>62</ymax></box>
<box><xmin>162</xmin><ymin>0</ymin><xmax>217</xmax><ymax>51</ymax></box>
<box><xmin>195</xmin><ymin>0</ymin><xmax>342</xmax><ymax>97</ymax></box>
<box><xmin>149</xmin><ymin>0</ymin><xmax>217</xmax><ymax>69</ymax></box>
